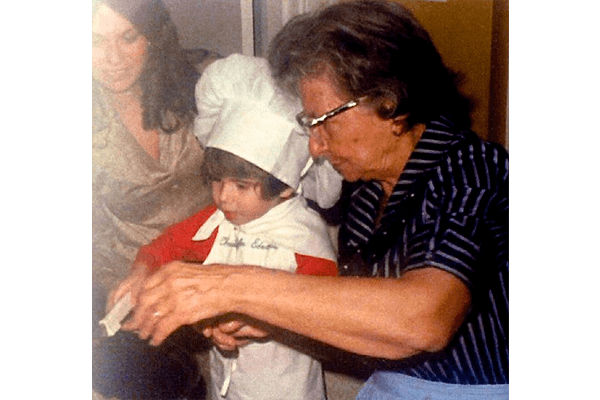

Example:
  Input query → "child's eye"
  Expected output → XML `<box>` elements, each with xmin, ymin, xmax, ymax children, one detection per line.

<box><xmin>234</xmin><ymin>179</ymin><xmax>259</xmax><ymax>191</ymax></box>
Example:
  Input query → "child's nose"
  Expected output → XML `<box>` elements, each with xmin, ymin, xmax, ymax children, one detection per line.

<box><xmin>214</xmin><ymin>181</ymin><xmax>234</xmax><ymax>204</ymax></box>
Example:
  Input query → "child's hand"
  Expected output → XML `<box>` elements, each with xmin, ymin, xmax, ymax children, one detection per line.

<box><xmin>203</xmin><ymin>320</ymin><xmax>270</xmax><ymax>351</ymax></box>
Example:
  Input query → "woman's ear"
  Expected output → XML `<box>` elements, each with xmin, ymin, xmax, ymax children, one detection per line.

<box><xmin>391</xmin><ymin>114</ymin><xmax>409</xmax><ymax>137</ymax></box>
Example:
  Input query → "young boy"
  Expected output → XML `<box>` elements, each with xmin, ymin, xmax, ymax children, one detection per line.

<box><xmin>128</xmin><ymin>54</ymin><xmax>338</xmax><ymax>400</ymax></box>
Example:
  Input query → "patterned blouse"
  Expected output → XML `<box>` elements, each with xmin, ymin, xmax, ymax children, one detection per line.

<box><xmin>92</xmin><ymin>84</ymin><xmax>212</xmax><ymax>294</ymax></box>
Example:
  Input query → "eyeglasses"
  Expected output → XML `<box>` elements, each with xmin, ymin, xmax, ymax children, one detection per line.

<box><xmin>296</xmin><ymin>96</ymin><xmax>366</xmax><ymax>130</ymax></box>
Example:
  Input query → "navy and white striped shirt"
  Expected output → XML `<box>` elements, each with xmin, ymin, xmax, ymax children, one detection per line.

<box><xmin>337</xmin><ymin>117</ymin><xmax>508</xmax><ymax>385</ymax></box>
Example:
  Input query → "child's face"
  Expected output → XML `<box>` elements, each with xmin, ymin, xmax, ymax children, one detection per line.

<box><xmin>211</xmin><ymin>178</ymin><xmax>285</xmax><ymax>226</ymax></box>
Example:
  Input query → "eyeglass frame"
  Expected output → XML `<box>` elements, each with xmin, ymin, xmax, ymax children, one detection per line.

<box><xmin>295</xmin><ymin>96</ymin><xmax>367</xmax><ymax>131</ymax></box>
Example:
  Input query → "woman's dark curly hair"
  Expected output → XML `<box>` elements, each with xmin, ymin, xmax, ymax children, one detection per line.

<box><xmin>268</xmin><ymin>0</ymin><xmax>472</xmax><ymax>130</ymax></box>
<box><xmin>92</xmin><ymin>0</ymin><xmax>199</xmax><ymax>133</ymax></box>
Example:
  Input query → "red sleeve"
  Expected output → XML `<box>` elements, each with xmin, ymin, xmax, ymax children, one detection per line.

<box><xmin>294</xmin><ymin>253</ymin><xmax>338</xmax><ymax>276</ymax></box>
<box><xmin>135</xmin><ymin>205</ymin><xmax>219</xmax><ymax>273</ymax></box>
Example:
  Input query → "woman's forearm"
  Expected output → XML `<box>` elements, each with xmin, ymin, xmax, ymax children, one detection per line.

<box><xmin>225</xmin><ymin>266</ymin><xmax>471</xmax><ymax>359</ymax></box>
<box><xmin>229</xmin><ymin>270</ymin><xmax>420</xmax><ymax>358</ymax></box>
<box><xmin>125</xmin><ymin>261</ymin><xmax>470</xmax><ymax>356</ymax></box>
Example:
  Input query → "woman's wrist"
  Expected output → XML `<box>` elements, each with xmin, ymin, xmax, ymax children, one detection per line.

<box><xmin>221</xmin><ymin>266</ymin><xmax>267</xmax><ymax>315</ymax></box>
<box><xmin>224</xmin><ymin>267</ymin><xmax>291</xmax><ymax>319</ymax></box>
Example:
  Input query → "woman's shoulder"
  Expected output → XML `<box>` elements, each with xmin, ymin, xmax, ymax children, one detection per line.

<box><xmin>443</xmin><ymin>129</ymin><xmax>509</xmax><ymax>181</ymax></box>
<box><xmin>424</xmin><ymin>125</ymin><xmax>508</xmax><ymax>194</ymax></box>
<box><xmin>424</xmin><ymin>117</ymin><xmax>508</xmax><ymax>170</ymax></box>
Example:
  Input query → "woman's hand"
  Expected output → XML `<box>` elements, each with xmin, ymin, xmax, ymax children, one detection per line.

<box><xmin>107</xmin><ymin>262</ymin><xmax>150</xmax><ymax>310</ymax></box>
<box><xmin>121</xmin><ymin>261</ymin><xmax>255</xmax><ymax>346</ymax></box>
<box><xmin>203</xmin><ymin>320</ymin><xmax>271</xmax><ymax>352</ymax></box>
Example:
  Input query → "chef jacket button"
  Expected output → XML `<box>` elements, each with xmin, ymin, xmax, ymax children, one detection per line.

<box><xmin>401</xmin><ymin>219</ymin><xmax>406</xmax><ymax>224</ymax></box>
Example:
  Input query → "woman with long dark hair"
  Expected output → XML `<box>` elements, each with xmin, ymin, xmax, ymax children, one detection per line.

<box><xmin>92</xmin><ymin>1</ymin><xmax>215</xmax><ymax>398</ymax></box>
<box><xmin>92</xmin><ymin>0</ymin><xmax>212</xmax><ymax>336</ymax></box>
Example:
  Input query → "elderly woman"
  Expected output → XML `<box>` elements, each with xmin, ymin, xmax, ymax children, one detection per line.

<box><xmin>92</xmin><ymin>0</ymin><xmax>213</xmax><ymax>324</ymax></box>
<box><xmin>123</xmin><ymin>1</ymin><xmax>508</xmax><ymax>399</ymax></box>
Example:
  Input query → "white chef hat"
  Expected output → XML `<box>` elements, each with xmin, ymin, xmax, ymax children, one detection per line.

<box><xmin>194</xmin><ymin>54</ymin><xmax>308</xmax><ymax>190</ymax></box>
<box><xmin>194</xmin><ymin>54</ymin><xmax>342</xmax><ymax>207</ymax></box>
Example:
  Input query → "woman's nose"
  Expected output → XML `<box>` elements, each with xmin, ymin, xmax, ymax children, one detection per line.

<box><xmin>308</xmin><ymin>128</ymin><xmax>329</xmax><ymax>158</ymax></box>
<box><xmin>105</xmin><ymin>41</ymin><xmax>124</xmax><ymax>65</ymax></box>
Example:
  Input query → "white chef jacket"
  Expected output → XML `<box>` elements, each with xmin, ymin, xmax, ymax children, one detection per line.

<box><xmin>192</xmin><ymin>196</ymin><xmax>336</xmax><ymax>400</ymax></box>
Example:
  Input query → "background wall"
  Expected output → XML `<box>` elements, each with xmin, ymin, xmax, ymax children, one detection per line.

<box><xmin>164</xmin><ymin>0</ymin><xmax>508</xmax><ymax>148</ymax></box>
<box><xmin>163</xmin><ymin>0</ymin><xmax>244</xmax><ymax>55</ymax></box>
<box><xmin>396</xmin><ymin>0</ymin><xmax>508</xmax><ymax>146</ymax></box>
<box><xmin>253</xmin><ymin>0</ymin><xmax>338</xmax><ymax>56</ymax></box>
<box><xmin>489</xmin><ymin>0</ymin><xmax>508</xmax><ymax>148</ymax></box>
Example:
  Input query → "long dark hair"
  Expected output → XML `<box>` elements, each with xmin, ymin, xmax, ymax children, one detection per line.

<box><xmin>92</xmin><ymin>0</ymin><xmax>199</xmax><ymax>133</ymax></box>
<box><xmin>268</xmin><ymin>0</ymin><xmax>472</xmax><ymax>129</ymax></box>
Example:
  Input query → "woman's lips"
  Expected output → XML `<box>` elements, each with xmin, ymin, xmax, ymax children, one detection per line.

<box><xmin>103</xmin><ymin>69</ymin><xmax>129</xmax><ymax>81</ymax></box>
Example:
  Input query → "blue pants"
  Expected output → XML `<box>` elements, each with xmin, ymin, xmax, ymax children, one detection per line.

<box><xmin>356</xmin><ymin>371</ymin><xmax>508</xmax><ymax>400</ymax></box>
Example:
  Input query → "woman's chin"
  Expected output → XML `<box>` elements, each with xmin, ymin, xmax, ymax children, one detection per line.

<box><xmin>94</xmin><ymin>76</ymin><xmax>139</xmax><ymax>94</ymax></box>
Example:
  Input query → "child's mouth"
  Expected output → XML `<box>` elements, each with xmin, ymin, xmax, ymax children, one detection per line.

<box><xmin>223</xmin><ymin>211</ymin><xmax>236</xmax><ymax>221</ymax></box>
